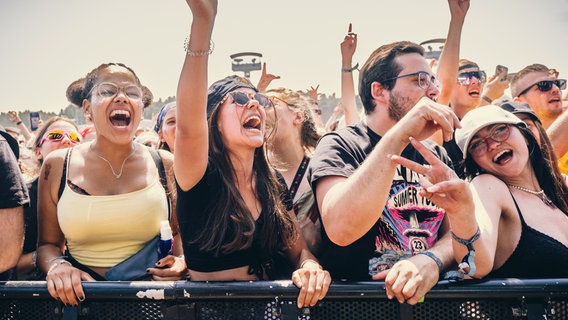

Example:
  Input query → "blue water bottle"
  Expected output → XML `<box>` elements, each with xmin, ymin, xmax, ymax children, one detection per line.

<box><xmin>158</xmin><ymin>220</ymin><xmax>173</xmax><ymax>259</ymax></box>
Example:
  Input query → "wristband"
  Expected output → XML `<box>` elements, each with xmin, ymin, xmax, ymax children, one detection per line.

<box><xmin>417</xmin><ymin>251</ymin><xmax>443</xmax><ymax>274</ymax></box>
<box><xmin>481</xmin><ymin>95</ymin><xmax>493</xmax><ymax>104</ymax></box>
<box><xmin>341</xmin><ymin>62</ymin><xmax>359</xmax><ymax>73</ymax></box>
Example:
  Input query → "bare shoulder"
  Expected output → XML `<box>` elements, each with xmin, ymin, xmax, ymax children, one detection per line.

<box><xmin>470</xmin><ymin>173</ymin><xmax>515</xmax><ymax>217</ymax></box>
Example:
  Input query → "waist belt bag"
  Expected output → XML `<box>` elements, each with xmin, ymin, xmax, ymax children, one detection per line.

<box><xmin>105</xmin><ymin>235</ymin><xmax>160</xmax><ymax>281</ymax></box>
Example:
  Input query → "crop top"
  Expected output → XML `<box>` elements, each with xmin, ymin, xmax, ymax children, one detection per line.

<box><xmin>487</xmin><ymin>193</ymin><xmax>568</xmax><ymax>278</ymax></box>
<box><xmin>57</xmin><ymin>147</ymin><xmax>169</xmax><ymax>267</ymax></box>
<box><xmin>176</xmin><ymin>161</ymin><xmax>270</xmax><ymax>274</ymax></box>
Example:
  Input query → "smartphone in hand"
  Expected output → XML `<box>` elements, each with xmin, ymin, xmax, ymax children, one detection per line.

<box><xmin>29</xmin><ymin>111</ymin><xmax>40</xmax><ymax>131</ymax></box>
<box><xmin>495</xmin><ymin>65</ymin><xmax>508</xmax><ymax>82</ymax></box>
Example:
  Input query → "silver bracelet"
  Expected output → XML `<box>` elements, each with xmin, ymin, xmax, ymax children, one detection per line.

<box><xmin>184</xmin><ymin>36</ymin><xmax>214</xmax><ymax>57</ymax></box>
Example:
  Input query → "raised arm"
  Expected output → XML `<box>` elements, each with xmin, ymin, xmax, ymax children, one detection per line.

<box><xmin>256</xmin><ymin>62</ymin><xmax>280</xmax><ymax>93</ymax></box>
<box><xmin>340</xmin><ymin>23</ymin><xmax>361</xmax><ymax>126</ymax></box>
<box><xmin>174</xmin><ymin>0</ymin><xmax>218</xmax><ymax>191</ymax></box>
<box><xmin>436</xmin><ymin>0</ymin><xmax>470</xmax><ymax>106</ymax></box>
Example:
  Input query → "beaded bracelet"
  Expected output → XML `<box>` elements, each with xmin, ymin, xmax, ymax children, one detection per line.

<box><xmin>451</xmin><ymin>226</ymin><xmax>481</xmax><ymax>277</ymax></box>
<box><xmin>184</xmin><ymin>36</ymin><xmax>215</xmax><ymax>57</ymax></box>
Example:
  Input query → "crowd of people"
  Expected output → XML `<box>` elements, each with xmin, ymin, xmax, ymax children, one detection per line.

<box><xmin>1</xmin><ymin>0</ymin><xmax>567</xmax><ymax>311</ymax></box>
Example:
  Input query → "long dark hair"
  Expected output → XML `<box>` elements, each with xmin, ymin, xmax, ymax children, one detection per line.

<box><xmin>464</xmin><ymin>124</ymin><xmax>568</xmax><ymax>214</ymax></box>
<box><xmin>189</xmin><ymin>94</ymin><xmax>297</xmax><ymax>256</ymax></box>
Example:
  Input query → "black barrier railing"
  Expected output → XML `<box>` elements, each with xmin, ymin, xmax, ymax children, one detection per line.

<box><xmin>1</xmin><ymin>279</ymin><xmax>567</xmax><ymax>319</ymax></box>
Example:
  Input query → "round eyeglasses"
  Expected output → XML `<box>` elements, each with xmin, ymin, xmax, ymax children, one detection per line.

<box><xmin>383</xmin><ymin>71</ymin><xmax>439</xmax><ymax>90</ymax></box>
<box><xmin>90</xmin><ymin>82</ymin><xmax>143</xmax><ymax>101</ymax></box>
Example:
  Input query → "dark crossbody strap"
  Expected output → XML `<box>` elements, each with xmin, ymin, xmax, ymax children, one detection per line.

<box><xmin>148</xmin><ymin>147</ymin><xmax>171</xmax><ymax>220</ymax></box>
<box><xmin>288</xmin><ymin>156</ymin><xmax>310</xmax><ymax>201</ymax></box>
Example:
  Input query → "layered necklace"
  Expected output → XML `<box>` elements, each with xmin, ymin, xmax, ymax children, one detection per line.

<box><xmin>90</xmin><ymin>143</ymin><xmax>137</xmax><ymax>179</ymax></box>
<box><xmin>509</xmin><ymin>184</ymin><xmax>555</xmax><ymax>208</ymax></box>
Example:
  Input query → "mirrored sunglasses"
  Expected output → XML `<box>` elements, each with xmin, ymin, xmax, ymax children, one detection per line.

<box><xmin>517</xmin><ymin>79</ymin><xmax>567</xmax><ymax>96</ymax></box>
<box><xmin>229</xmin><ymin>91</ymin><xmax>273</xmax><ymax>108</ymax></box>
<box><xmin>40</xmin><ymin>129</ymin><xmax>82</xmax><ymax>145</ymax></box>
<box><xmin>457</xmin><ymin>71</ymin><xmax>487</xmax><ymax>85</ymax></box>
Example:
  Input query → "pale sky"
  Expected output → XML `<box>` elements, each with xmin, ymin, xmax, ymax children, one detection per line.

<box><xmin>1</xmin><ymin>0</ymin><xmax>567</xmax><ymax>113</ymax></box>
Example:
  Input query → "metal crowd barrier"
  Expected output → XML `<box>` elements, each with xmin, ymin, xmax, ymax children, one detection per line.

<box><xmin>0</xmin><ymin>278</ymin><xmax>567</xmax><ymax>319</ymax></box>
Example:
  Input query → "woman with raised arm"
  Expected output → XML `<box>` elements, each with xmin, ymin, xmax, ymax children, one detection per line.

<box><xmin>390</xmin><ymin>106</ymin><xmax>568</xmax><ymax>279</ymax></box>
<box><xmin>37</xmin><ymin>63</ymin><xmax>186</xmax><ymax>307</ymax></box>
<box><xmin>174</xmin><ymin>0</ymin><xmax>330</xmax><ymax>308</ymax></box>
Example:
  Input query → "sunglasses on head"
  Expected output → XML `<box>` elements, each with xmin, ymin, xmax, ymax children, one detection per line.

<box><xmin>517</xmin><ymin>79</ymin><xmax>567</xmax><ymax>97</ymax></box>
<box><xmin>229</xmin><ymin>91</ymin><xmax>273</xmax><ymax>109</ymax></box>
<box><xmin>40</xmin><ymin>129</ymin><xmax>82</xmax><ymax>145</ymax></box>
<box><xmin>457</xmin><ymin>71</ymin><xmax>487</xmax><ymax>85</ymax></box>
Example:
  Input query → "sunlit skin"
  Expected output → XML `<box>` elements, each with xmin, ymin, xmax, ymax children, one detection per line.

<box><xmin>450</xmin><ymin>67</ymin><xmax>484</xmax><ymax>119</ymax></box>
<box><xmin>158</xmin><ymin>107</ymin><xmax>177</xmax><ymax>152</ymax></box>
<box><xmin>217</xmin><ymin>88</ymin><xmax>268</xmax><ymax>154</ymax></box>
<box><xmin>514</xmin><ymin>71</ymin><xmax>563</xmax><ymax>128</ymax></box>
<box><xmin>470</xmin><ymin>124</ymin><xmax>532</xmax><ymax>183</ymax></box>
<box><xmin>83</xmin><ymin>65</ymin><xmax>145</xmax><ymax>147</ymax></box>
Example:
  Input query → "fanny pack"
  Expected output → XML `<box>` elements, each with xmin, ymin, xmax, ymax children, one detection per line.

<box><xmin>105</xmin><ymin>235</ymin><xmax>160</xmax><ymax>281</ymax></box>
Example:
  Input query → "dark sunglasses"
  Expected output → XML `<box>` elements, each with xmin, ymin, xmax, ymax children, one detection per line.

<box><xmin>517</xmin><ymin>79</ymin><xmax>567</xmax><ymax>97</ymax></box>
<box><xmin>40</xmin><ymin>129</ymin><xmax>82</xmax><ymax>145</ymax></box>
<box><xmin>229</xmin><ymin>91</ymin><xmax>273</xmax><ymax>108</ymax></box>
<box><xmin>457</xmin><ymin>71</ymin><xmax>487</xmax><ymax>85</ymax></box>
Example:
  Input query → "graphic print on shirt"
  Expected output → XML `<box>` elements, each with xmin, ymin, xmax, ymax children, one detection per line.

<box><xmin>368</xmin><ymin>164</ymin><xmax>445</xmax><ymax>276</ymax></box>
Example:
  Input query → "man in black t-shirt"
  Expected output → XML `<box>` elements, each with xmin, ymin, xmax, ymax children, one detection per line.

<box><xmin>308</xmin><ymin>41</ymin><xmax>459</xmax><ymax>305</ymax></box>
<box><xmin>0</xmin><ymin>126</ymin><xmax>28</xmax><ymax>280</ymax></box>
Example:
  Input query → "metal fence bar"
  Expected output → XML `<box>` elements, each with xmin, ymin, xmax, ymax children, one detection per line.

<box><xmin>0</xmin><ymin>279</ymin><xmax>567</xmax><ymax>320</ymax></box>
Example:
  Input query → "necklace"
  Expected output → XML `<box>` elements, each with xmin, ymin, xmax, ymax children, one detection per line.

<box><xmin>90</xmin><ymin>143</ymin><xmax>136</xmax><ymax>179</ymax></box>
<box><xmin>509</xmin><ymin>184</ymin><xmax>555</xmax><ymax>208</ymax></box>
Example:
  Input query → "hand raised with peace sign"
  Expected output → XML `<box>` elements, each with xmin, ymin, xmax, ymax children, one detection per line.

<box><xmin>389</xmin><ymin>137</ymin><xmax>473</xmax><ymax>215</ymax></box>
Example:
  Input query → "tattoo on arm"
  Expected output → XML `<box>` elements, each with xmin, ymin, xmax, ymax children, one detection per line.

<box><xmin>43</xmin><ymin>163</ymin><xmax>51</xmax><ymax>180</ymax></box>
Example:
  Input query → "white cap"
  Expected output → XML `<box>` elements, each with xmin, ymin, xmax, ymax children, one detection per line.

<box><xmin>455</xmin><ymin>105</ymin><xmax>524</xmax><ymax>159</ymax></box>
<box><xmin>160</xmin><ymin>220</ymin><xmax>173</xmax><ymax>240</ymax></box>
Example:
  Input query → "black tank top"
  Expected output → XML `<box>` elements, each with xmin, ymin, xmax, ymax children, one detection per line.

<box><xmin>487</xmin><ymin>194</ymin><xmax>568</xmax><ymax>278</ymax></box>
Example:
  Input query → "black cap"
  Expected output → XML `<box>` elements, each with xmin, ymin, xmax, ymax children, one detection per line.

<box><xmin>0</xmin><ymin>125</ymin><xmax>20</xmax><ymax>159</ymax></box>
<box><xmin>499</xmin><ymin>101</ymin><xmax>540</xmax><ymax>123</ymax></box>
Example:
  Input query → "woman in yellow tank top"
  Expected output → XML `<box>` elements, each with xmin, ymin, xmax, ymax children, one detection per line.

<box><xmin>37</xmin><ymin>63</ymin><xmax>187</xmax><ymax>306</ymax></box>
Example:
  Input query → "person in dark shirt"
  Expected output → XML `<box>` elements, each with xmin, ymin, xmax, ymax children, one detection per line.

<box><xmin>0</xmin><ymin>125</ymin><xmax>28</xmax><ymax>280</ymax></box>
<box><xmin>174</xmin><ymin>0</ymin><xmax>330</xmax><ymax>309</ymax></box>
<box><xmin>308</xmin><ymin>39</ymin><xmax>459</xmax><ymax>305</ymax></box>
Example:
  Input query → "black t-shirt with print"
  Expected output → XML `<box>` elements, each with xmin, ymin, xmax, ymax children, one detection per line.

<box><xmin>308</xmin><ymin>122</ymin><xmax>451</xmax><ymax>281</ymax></box>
